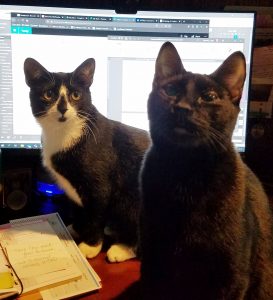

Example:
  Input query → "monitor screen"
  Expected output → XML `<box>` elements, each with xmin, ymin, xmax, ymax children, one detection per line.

<box><xmin>0</xmin><ymin>4</ymin><xmax>255</xmax><ymax>152</ymax></box>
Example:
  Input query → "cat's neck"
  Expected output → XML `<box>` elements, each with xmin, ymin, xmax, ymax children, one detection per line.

<box><xmin>39</xmin><ymin>115</ymin><xmax>86</xmax><ymax>157</ymax></box>
<box><xmin>148</xmin><ymin>143</ymin><xmax>240</xmax><ymax>204</ymax></box>
<box><xmin>152</xmin><ymin>142</ymin><xmax>237</xmax><ymax>176</ymax></box>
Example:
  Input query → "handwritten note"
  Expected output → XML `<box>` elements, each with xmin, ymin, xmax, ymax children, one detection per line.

<box><xmin>7</xmin><ymin>241</ymin><xmax>71</xmax><ymax>275</ymax></box>
<box><xmin>9</xmin><ymin>213</ymin><xmax>101</xmax><ymax>300</ymax></box>
<box><xmin>0</xmin><ymin>221</ymin><xmax>81</xmax><ymax>293</ymax></box>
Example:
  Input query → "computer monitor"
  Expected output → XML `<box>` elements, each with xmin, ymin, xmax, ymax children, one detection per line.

<box><xmin>0</xmin><ymin>4</ymin><xmax>255</xmax><ymax>152</ymax></box>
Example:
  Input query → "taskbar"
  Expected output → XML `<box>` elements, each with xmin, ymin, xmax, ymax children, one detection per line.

<box><xmin>0</xmin><ymin>142</ymin><xmax>42</xmax><ymax>149</ymax></box>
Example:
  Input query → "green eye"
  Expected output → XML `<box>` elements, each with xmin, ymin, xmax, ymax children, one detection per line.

<box><xmin>164</xmin><ymin>84</ymin><xmax>179</xmax><ymax>96</ymax></box>
<box><xmin>43</xmin><ymin>89</ymin><xmax>53</xmax><ymax>101</ymax></box>
<box><xmin>202</xmin><ymin>91</ymin><xmax>218</xmax><ymax>102</ymax></box>
<box><xmin>71</xmin><ymin>91</ymin><xmax>81</xmax><ymax>101</ymax></box>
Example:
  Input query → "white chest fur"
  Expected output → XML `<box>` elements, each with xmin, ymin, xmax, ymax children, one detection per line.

<box><xmin>42</xmin><ymin>126</ymin><xmax>84</xmax><ymax>207</ymax></box>
<box><xmin>44</xmin><ymin>159</ymin><xmax>83</xmax><ymax>207</ymax></box>
<box><xmin>38</xmin><ymin>90</ymin><xmax>86</xmax><ymax>207</ymax></box>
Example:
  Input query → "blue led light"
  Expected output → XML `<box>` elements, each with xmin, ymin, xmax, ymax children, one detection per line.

<box><xmin>37</xmin><ymin>181</ymin><xmax>64</xmax><ymax>196</ymax></box>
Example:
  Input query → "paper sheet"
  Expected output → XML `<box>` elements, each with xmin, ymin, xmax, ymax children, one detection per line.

<box><xmin>0</xmin><ymin>220</ymin><xmax>81</xmax><ymax>294</ymax></box>
<box><xmin>10</xmin><ymin>213</ymin><xmax>101</xmax><ymax>300</ymax></box>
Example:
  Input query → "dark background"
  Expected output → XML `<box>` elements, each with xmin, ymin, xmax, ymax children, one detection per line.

<box><xmin>0</xmin><ymin>0</ymin><xmax>272</xmax><ymax>11</ymax></box>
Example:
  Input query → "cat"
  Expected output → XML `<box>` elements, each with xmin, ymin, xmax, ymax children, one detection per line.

<box><xmin>23</xmin><ymin>57</ymin><xmax>150</xmax><ymax>262</ymax></box>
<box><xmin>137</xmin><ymin>42</ymin><xmax>273</xmax><ymax>299</ymax></box>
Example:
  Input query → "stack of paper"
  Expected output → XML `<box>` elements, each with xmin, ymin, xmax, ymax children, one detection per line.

<box><xmin>0</xmin><ymin>213</ymin><xmax>101</xmax><ymax>299</ymax></box>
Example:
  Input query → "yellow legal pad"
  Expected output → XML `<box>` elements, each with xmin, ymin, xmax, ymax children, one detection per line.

<box><xmin>0</xmin><ymin>272</ymin><xmax>14</xmax><ymax>289</ymax></box>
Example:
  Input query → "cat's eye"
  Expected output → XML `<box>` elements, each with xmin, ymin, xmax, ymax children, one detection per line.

<box><xmin>43</xmin><ymin>90</ymin><xmax>53</xmax><ymax>101</ymax></box>
<box><xmin>164</xmin><ymin>84</ymin><xmax>179</xmax><ymax>97</ymax></box>
<box><xmin>202</xmin><ymin>91</ymin><xmax>218</xmax><ymax>102</ymax></box>
<box><xmin>71</xmin><ymin>91</ymin><xmax>81</xmax><ymax>101</ymax></box>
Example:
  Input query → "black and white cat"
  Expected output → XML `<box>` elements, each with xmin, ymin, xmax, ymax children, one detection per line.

<box><xmin>137</xmin><ymin>42</ymin><xmax>273</xmax><ymax>299</ymax></box>
<box><xmin>24</xmin><ymin>58</ymin><xmax>150</xmax><ymax>262</ymax></box>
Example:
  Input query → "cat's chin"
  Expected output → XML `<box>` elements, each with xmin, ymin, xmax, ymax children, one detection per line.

<box><xmin>172</xmin><ymin>127</ymin><xmax>196</xmax><ymax>143</ymax></box>
<box><xmin>58</xmin><ymin>116</ymin><xmax>67</xmax><ymax>122</ymax></box>
<box><xmin>168</xmin><ymin>129</ymin><xmax>204</xmax><ymax>148</ymax></box>
<box><xmin>173</xmin><ymin>127</ymin><xmax>191</xmax><ymax>135</ymax></box>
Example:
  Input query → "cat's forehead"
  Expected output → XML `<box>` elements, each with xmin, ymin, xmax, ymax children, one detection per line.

<box><xmin>161</xmin><ymin>72</ymin><xmax>218</xmax><ymax>90</ymax></box>
<box><xmin>52</xmin><ymin>72</ymin><xmax>73</xmax><ymax>87</ymax></box>
<box><xmin>193</xmin><ymin>74</ymin><xmax>219</xmax><ymax>90</ymax></box>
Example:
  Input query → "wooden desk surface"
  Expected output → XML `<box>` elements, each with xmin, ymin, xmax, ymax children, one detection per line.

<box><xmin>81</xmin><ymin>252</ymin><xmax>140</xmax><ymax>300</ymax></box>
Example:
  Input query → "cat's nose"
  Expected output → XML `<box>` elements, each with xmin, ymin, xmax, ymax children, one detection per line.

<box><xmin>58</xmin><ymin>107</ymin><xmax>68</xmax><ymax>115</ymax></box>
<box><xmin>57</xmin><ymin>97</ymin><xmax>68</xmax><ymax>115</ymax></box>
<box><xmin>174</xmin><ymin>99</ymin><xmax>192</xmax><ymax>112</ymax></box>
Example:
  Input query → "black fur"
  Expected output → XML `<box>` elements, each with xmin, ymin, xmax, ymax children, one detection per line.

<box><xmin>24</xmin><ymin>58</ymin><xmax>150</xmax><ymax>257</ymax></box>
<box><xmin>136</xmin><ymin>42</ymin><xmax>273</xmax><ymax>299</ymax></box>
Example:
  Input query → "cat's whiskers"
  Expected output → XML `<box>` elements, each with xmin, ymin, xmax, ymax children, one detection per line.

<box><xmin>78</xmin><ymin>115</ymin><xmax>100</xmax><ymax>135</ymax></box>
<box><xmin>83</xmin><ymin>123</ymin><xmax>98</xmax><ymax>144</ymax></box>
<box><xmin>193</xmin><ymin>118</ymin><xmax>228</xmax><ymax>151</ymax></box>
<box><xmin>77</xmin><ymin>110</ymin><xmax>100</xmax><ymax>134</ymax></box>
<box><xmin>77</xmin><ymin>110</ymin><xmax>98</xmax><ymax>124</ymax></box>
<box><xmin>206</xmin><ymin>132</ymin><xmax>222</xmax><ymax>153</ymax></box>
<box><xmin>77</xmin><ymin>117</ymin><xmax>98</xmax><ymax>144</ymax></box>
<box><xmin>76</xmin><ymin>111</ymin><xmax>99</xmax><ymax>144</ymax></box>
<box><xmin>207</xmin><ymin>127</ymin><xmax>228</xmax><ymax>152</ymax></box>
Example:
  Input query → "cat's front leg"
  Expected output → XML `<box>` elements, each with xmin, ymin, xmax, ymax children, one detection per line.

<box><xmin>72</xmin><ymin>205</ymin><xmax>105</xmax><ymax>259</ymax></box>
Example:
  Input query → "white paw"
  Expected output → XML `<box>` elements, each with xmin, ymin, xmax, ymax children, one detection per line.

<box><xmin>78</xmin><ymin>241</ymin><xmax>102</xmax><ymax>259</ymax></box>
<box><xmin>106</xmin><ymin>244</ymin><xmax>136</xmax><ymax>263</ymax></box>
<box><xmin>67</xmin><ymin>224</ymin><xmax>79</xmax><ymax>240</ymax></box>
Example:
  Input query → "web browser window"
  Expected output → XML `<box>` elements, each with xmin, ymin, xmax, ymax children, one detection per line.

<box><xmin>0</xmin><ymin>5</ymin><xmax>255</xmax><ymax>152</ymax></box>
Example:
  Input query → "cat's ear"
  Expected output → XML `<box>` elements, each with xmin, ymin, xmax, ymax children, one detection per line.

<box><xmin>24</xmin><ymin>58</ymin><xmax>52</xmax><ymax>88</ymax></box>
<box><xmin>154</xmin><ymin>42</ymin><xmax>185</xmax><ymax>82</ymax></box>
<box><xmin>71</xmin><ymin>58</ymin><xmax>95</xmax><ymax>88</ymax></box>
<box><xmin>210</xmin><ymin>51</ymin><xmax>246</xmax><ymax>105</ymax></box>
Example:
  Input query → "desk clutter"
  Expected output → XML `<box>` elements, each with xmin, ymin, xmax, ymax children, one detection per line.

<box><xmin>0</xmin><ymin>213</ymin><xmax>101</xmax><ymax>299</ymax></box>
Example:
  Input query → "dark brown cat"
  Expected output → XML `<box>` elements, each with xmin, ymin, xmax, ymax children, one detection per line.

<box><xmin>136</xmin><ymin>42</ymin><xmax>273</xmax><ymax>299</ymax></box>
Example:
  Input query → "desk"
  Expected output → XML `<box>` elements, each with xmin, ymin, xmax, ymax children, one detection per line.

<box><xmin>80</xmin><ymin>252</ymin><xmax>140</xmax><ymax>299</ymax></box>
